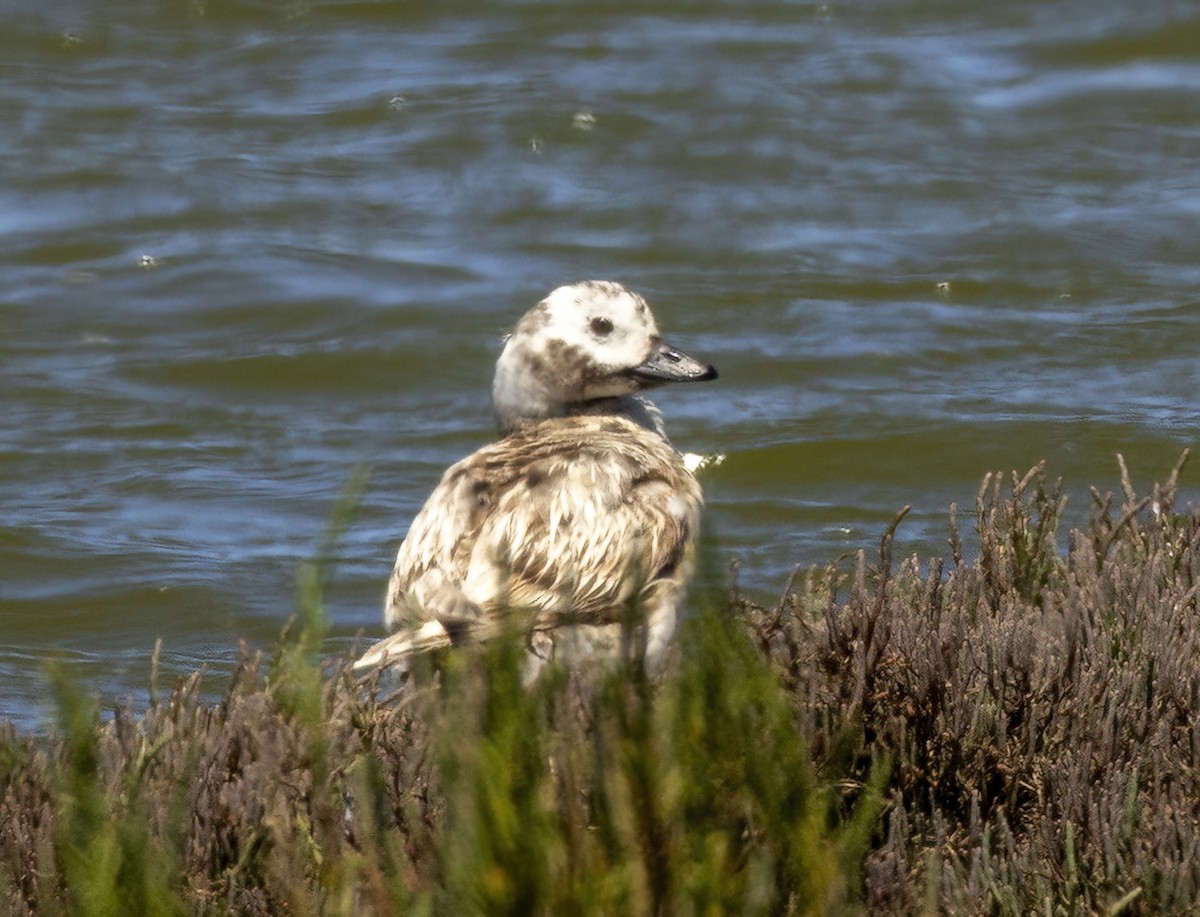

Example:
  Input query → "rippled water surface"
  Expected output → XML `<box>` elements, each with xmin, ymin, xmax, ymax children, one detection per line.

<box><xmin>3</xmin><ymin>0</ymin><xmax>1199</xmax><ymax>729</ymax></box>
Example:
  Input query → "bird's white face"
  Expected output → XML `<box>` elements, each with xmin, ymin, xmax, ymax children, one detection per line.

<box><xmin>536</xmin><ymin>280</ymin><xmax>661</xmax><ymax>399</ymax></box>
<box><xmin>492</xmin><ymin>280</ymin><xmax>716</xmax><ymax>432</ymax></box>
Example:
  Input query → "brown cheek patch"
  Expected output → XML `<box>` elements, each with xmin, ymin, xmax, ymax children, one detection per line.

<box><xmin>523</xmin><ymin>349</ymin><xmax>547</xmax><ymax>377</ymax></box>
<box><xmin>544</xmin><ymin>339</ymin><xmax>590</xmax><ymax>386</ymax></box>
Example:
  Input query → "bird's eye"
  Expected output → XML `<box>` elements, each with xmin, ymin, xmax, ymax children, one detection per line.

<box><xmin>589</xmin><ymin>316</ymin><xmax>614</xmax><ymax>337</ymax></box>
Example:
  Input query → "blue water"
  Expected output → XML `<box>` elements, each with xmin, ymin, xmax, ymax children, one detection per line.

<box><xmin>3</xmin><ymin>0</ymin><xmax>1199</xmax><ymax>729</ymax></box>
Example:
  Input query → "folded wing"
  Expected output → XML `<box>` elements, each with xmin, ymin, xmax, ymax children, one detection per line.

<box><xmin>380</xmin><ymin>415</ymin><xmax>701</xmax><ymax>654</ymax></box>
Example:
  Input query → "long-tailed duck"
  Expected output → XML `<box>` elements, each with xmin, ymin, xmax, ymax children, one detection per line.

<box><xmin>354</xmin><ymin>280</ymin><xmax>717</xmax><ymax>678</ymax></box>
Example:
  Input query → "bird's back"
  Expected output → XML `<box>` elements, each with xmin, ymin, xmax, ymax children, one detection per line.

<box><xmin>383</xmin><ymin>414</ymin><xmax>702</xmax><ymax>666</ymax></box>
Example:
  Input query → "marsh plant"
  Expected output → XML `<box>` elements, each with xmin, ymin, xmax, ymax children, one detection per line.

<box><xmin>2</xmin><ymin>455</ymin><xmax>1199</xmax><ymax>914</ymax></box>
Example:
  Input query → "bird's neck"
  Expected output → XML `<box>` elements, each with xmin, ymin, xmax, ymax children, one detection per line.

<box><xmin>494</xmin><ymin>391</ymin><xmax>668</xmax><ymax>442</ymax></box>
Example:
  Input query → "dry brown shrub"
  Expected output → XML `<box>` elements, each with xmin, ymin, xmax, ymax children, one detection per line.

<box><xmin>745</xmin><ymin>451</ymin><xmax>1200</xmax><ymax>914</ymax></box>
<box><xmin>3</xmin><ymin>455</ymin><xmax>1200</xmax><ymax>914</ymax></box>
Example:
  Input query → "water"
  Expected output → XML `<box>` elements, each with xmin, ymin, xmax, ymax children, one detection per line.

<box><xmin>3</xmin><ymin>0</ymin><xmax>1199</xmax><ymax>730</ymax></box>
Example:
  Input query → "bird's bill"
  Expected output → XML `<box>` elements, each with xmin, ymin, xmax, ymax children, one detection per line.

<box><xmin>627</xmin><ymin>343</ymin><xmax>718</xmax><ymax>386</ymax></box>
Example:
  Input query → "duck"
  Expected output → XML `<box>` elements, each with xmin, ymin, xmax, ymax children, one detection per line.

<box><xmin>353</xmin><ymin>280</ymin><xmax>718</xmax><ymax>678</ymax></box>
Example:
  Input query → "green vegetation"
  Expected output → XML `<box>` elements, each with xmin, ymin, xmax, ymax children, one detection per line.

<box><xmin>3</xmin><ymin>455</ymin><xmax>1199</xmax><ymax>914</ymax></box>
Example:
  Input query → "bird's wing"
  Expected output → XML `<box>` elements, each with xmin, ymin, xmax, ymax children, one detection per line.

<box><xmin>382</xmin><ymin>451</ymin><xmax>498</xmax><ymax>632</ymax></box>
<box><xmin>477</xmin><ymin>453</ymin><xmax>697</xmax><ymax>624</ymax></box>
<box><xmin>383</xmin><ymin>417</ymin><xmax>701</xmax><ymax>637</ymax></box>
